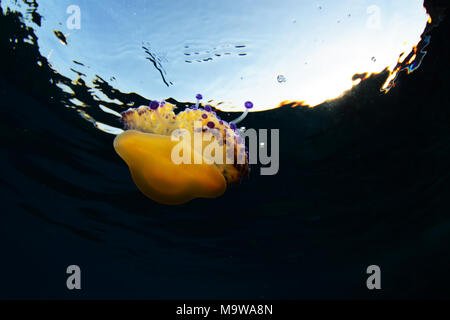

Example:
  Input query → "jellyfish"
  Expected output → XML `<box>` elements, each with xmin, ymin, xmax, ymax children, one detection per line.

<box><xmin>114</xmin><ymin>95</ymin><xmax>251</xmax><ymax>205</ymax></box>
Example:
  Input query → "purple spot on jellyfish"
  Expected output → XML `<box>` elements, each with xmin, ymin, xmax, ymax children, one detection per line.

<box><xmin>149</xmin><ymin>100</ymin><xmax>159</xmax><ymax>110</ymax></box>
<box><xmin>207</xmin><ymin>121</ymin><xmax>215</xmax><ymax>129</ymax></box>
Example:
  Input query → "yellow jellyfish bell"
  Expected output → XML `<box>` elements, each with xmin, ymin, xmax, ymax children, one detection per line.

<box><xmin>114</xmin><ymin>130</ymin><xmax>227</xmax><ymax>205</ymax></box>
<box><xmin>114</xmin><ymin>100</ymin><xmax>249</xmax><ymax>205</ymax></box>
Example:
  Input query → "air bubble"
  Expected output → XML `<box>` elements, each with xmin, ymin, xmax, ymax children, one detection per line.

<box><xmin>277</xmin><ymin>75</ymin><xmax>287</xmax><ymax>83</ymax></box>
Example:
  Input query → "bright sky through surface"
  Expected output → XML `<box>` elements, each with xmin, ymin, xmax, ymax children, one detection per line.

<box><xmin>3</xmin><ymin>0</ymin><xmax>430</xmax><ymax>111</ymax></box>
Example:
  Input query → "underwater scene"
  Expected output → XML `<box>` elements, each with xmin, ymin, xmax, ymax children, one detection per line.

<box><xmin>1</xmin><ymin>0</ymin><xmax>450</xmax><ymax>300</ymax></box>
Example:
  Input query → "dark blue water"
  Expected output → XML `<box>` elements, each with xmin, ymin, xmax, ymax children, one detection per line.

<box><xmin>1</xmin><ymin>0</ymin><xmax>450</xmax><ymax>299</ymax></box>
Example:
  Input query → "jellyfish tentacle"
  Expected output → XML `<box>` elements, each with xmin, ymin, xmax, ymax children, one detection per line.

<box><xmin>231</xmin><ymin>101</ymin><xmax>253</xmax><ymax>125</ymax></box>
<box><xmin>195</xmin><ymin>93</ymin><xmax>203</xmax><ymax>109</ymax></box>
